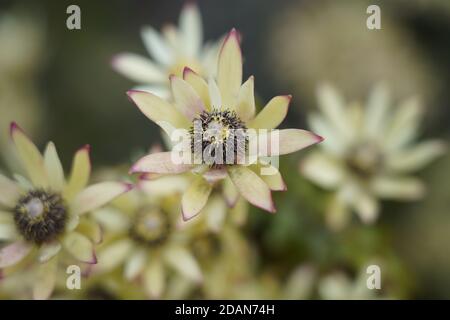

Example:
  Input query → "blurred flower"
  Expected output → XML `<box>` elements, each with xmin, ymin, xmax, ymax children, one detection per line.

<box><xmin>301</xmin><ymin>84</ymin><xmax>446</xmax><ymax>229</ymax></box>
<box><xmin>128</xmin><ymin>29</ymin><xmax>323</xmax><ymax>220</ymax></box>
<box><xmin>112</xmin><ymin>3</ymin><xmax>221</xmax><ymax>98</ymax></box>
<box><xmin>0</xmin><ymin>123</ymin><xmax>131</xmax><ymax>299</ymax></box>
<box><xmin>92</xmin><ymin>175</ymin><xmax>202</xmax><ymax>299</ymax></box>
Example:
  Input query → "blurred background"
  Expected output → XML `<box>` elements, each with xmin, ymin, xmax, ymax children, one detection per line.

<box><xmin>0</xmin><ymin>0</ymin><xmax>449</xmax><ymax>299</ymax></box>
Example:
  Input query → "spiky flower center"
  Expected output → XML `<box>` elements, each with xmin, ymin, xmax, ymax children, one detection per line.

<box><xmin>189</xmin><ymin>110</ymin><xmax>248</xmax><ymax>167</ymax></box>
<box><xmin>129</xmin><ymin>208</ymin><xmax>170</xmax><ymax>247</ymax></box>
<box><xmin>14</xmin><ymin>190</ymin><xmax>67</xmax><ymax>244</ymax></box>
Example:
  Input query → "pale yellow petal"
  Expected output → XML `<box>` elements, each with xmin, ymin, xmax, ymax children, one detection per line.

<box><xmin>248</xmin><ymin>95</ymin><xmax>290</xmax><ymax>129</ymax></box>
<box><xmin>164</xmin><ymin>246</ymin><xmax>202</xmax><ymax>283</ymax></box>
<box><xmin>44</xmin><ymin>142</ymin><xmax>65</xmax><ymax>192</ymax></box>
<box><xmin>71</xmin><ymin>182</ymin><xmax>132</xmax><ymax>216</ymax></box>
<box><xmin>63</xmin><ymin>145</ymin><xmax>90</xmax><ymax>201</ymax></box>
<box><xmin>171</xmin><ymin>75</ymin><xmax>205</xmax><ymax>120</ymax></box>
<box><xmin>301</xmin><ymin>152</ymin><xmax>345</xmax><ymax>189</ymax></box>
<box><xmin>371</xmin><ymin>176</ymin><xmax>425</xmax><ymax>200</ymax></box>
<box><xmin>127</xmin><ymin>90</ymin><xmax>190</xmax><ymax>130</ymax></box>
<box><xmin>228</xmin><ymin>165</ymin><xmax>275</xmax><ymax>213</ymax></box>
<box><xmin>183</xmin><ymin>67</ymin><xmax>211</xmax><ymax>109</ymax></box>
<box><xmin>144</xmin><ymin>258</ymin><xmax>165</xmax><ymax>298</ymax></box>
<box><xmin>96</xmin><ymin>239</ymin><xmax>132</xmax><ymax>273</ymax></box>
<box><xmin>235</xmin><ymin>76</ymin><xmax>255</xmax><ymax>121</ymax></box>
<box><xmin>63</xmin><ymin>231</ymin><xmax>96</xmax><ymax>264</ymax></box>
<box><xmin>33</xmin><ymin>258</ymin><xmax>57</xmax><ymax>300</ymax></box>
<box><xmin>217</xmin><ymin>29</ymin><xmax>242</xmax><ymax>108</ymax></box>
<box><xmin>10</xmin><ymin>122</ymin><xmax>48</xmax><ymax>187</ymax></box>
<box><xmin>182</xmin><ymin>175</ymin><xmax>212</xmax><ymax>220</ymax></box>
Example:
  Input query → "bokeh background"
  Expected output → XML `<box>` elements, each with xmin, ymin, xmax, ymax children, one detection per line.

<box><xmin>0</xmin><ymin>0</ymin><xmax>449</xmax><ymax>299</ymax></box>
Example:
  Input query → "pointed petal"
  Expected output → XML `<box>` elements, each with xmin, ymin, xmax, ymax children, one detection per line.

<box><xmin>180</xmin><ymin>3</ymin><xmax>202</xmax><ymax>57</ymax></box>
<box><xmin>308</xmin><ymin>113</ymin><xmax>348</xmax><ymax>156</ymax></box>
<box><xmin>130</xmin><ymin>152</ymin><xmax>193</xmax><ymax>174</ymax></box>
<box><xmin>217</xmin><ymin>29</ymin><xmax>242</xmax><ymax>108</ymax></box>
<box><xmin>350</xmin><ymin>190</ymin><xmax>379</xmax><ymax>224</ymax></box>
<box><xmin>127</xmin><ymin>90</ymin><xmax>190</xmax><ymax>130</ymax></box>
<box><xmin>10</xmin><ymin>122</ymin><xmax>48</xmax><ymax>188</ymax></box>
<box><xmin>63</xmin><ymin>145</ymin><xmax>91</xmax><ymax>201</ymax></box>
<box><xmin>76</xmin><ymin>219</ymin><xmax>103</xmax><ymax>244</ymax></box>
<box><xmin>256</xmin><ymin>129</ymin><xmax>323</xmax><ymax>157</ymax></box>
<box><xmin>385</xmin><ymin>97</ymin><xmax>422</xmax><ymax>151</ymax></box>
<box><xmin>0</xmin><ymin>173</ymin><xmax>21</xmax><ymax>208</ymax></box>
<box><xmin>204</xmin><ymin>195</ymin><xmax>227</xmax><ymax>232</ymax></box>
<box><xmin>300</xmin><ymin>152</ymin><xmax>345</xmax><ymax>189</ymax></box>
<box><xmin>371</xmin><ymin>176</ymin><xmax>425</xmax><ymax>200</ymax></box>
<box><xmin>251</xmin><ymin>163</ymin><xmax>287</xmax><ymax>191</ymax></box>
<box><xmin>316</xmin><ymin>84</ymin><xmax>354</xmax><ymax>141</ymax></box>
<box><xmin>233</xmin><ymin>76</ymin><xmax>255</xmax><ymax>120</ymax></box>
<box><xmin>63</xmin><ymin>232</ymin><xmax>97</xmax><ymax>264</ymax></box>
<box><xmin>182</xmin><ymin>175</ymin><xmax>212</xmax><ymax>220</ymax></box>
<box><xmin>183</xmin><ymin>67</ymin><xmax>211</xmax><ymax>109</ymax></box>
<box><xmin>124</xmin><ymin>249</ymin><xmax>147</xmax><ymax>280</ymax></box>
<box><xmin>171</xmin><ymin>75</ymin><xmax>205</xmax><ymax>120</ymax></box>
<box><xmin>223</xmin><ymin>176</ymin><xmax>239</xmax><ymax>207</ymax></box>
<box><xmin>112</xmin><ymin>53</ymin><xmax>166</xmax><ymax>83</ymax></box>
<box><xmin>44</xmin><ymin>142</ymin><xmax>65</xmax><ymax>192</ymax></box>
<box><xmin>164</xmin><ymin>246</ymin><xmax>202</xmax><ymax>283</ymax></box>
<box><xmin>228</xmin><ymin>165</ymin><xmax>275</xmax><ymax>213</ymax></box>
<box><xmin>96</xmin><ymin>239</ymin><xmax>132</xmax><ymax>273</ymax></box>
<box><xmin>0</xmin><ymin>240</ymin><xmax>32</xmax><ymax>268</ymax></box>
<box><xmin>248</xmin><ymin>95</ymin><xmax>290</xmax><ymax>129</ymax></box>
<box><xmin>386</xmin><ymin>140</ymin><xmax>446</xmax><ymax>173</ymax></box>
<box><xmin>38</xmin><ymin>241</ymin><xmax>62</xmax><ymax>263</ymax></box>
<box><xmin>325</xmin><ymin>194</ymin><xmax>351</xmax><ymax>231</ymax></box>
<box><xmin>230</xmin><ymin>198</ymin><xmax>248</xmax><ymax>226</ymax></box>
<box><xmin>365</xmin><ymin>84</ymin><xmax>390</xmax><ymax>140</ymax></box>
<box><xmin>93</xmin><ymin>208</ymin><xmax>131</xmax><ymax>233</ymax></box>
<box><xmin>144</xmin><ymin>259</ymin><xmax>165</xmax><ymax>298</ymax></box>
<box><xmin>132</xmin><ymin>84</ymin><xmax>170</xmax><ymax>99</ymax></box>
<box><xmin>33</xmin><ymin>258</ymin><xmax>57</xmax><ymax>300</ymax></box>
<box><xmin>208</xmin><ymin>78</ymin><xmax>222</xmax><ymax>109</ymax></box>
<box><xmin>141</xmin><ymin>26</ymin><xmax>174</xmax><ymax>66</ymax></box>
<box><xmin>71</xmin><ymin>182</ymin><xmax>132</xmax><ymax>216</ymax></box>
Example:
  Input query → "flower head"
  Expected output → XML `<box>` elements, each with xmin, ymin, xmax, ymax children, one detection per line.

<box><xmin>112</xmin><ymin>3</ymin><xmax>221</xmax><ymax>98</ymax></box>
<box><xmin>0</xmin><ymin>122</ymin><xmax>131</xmax><ymax>299</ymax></box>
<box><xmin>301</xmin><ymin>84</ymin><xmax>446</xmax><ymax>229</ymax></box>
<box><xmin>127</xmin><ymin>29</ymin><xmax>323</xmax><ymax>220</ymax></box>
<box><xmin>92</xmin><ymin>175</ymin><xmax>202</xmax><ymax>298</ymax></box>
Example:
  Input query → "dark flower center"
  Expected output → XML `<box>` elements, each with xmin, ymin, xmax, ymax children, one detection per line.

<box><xmin>129</xmin><ymin>208</ymin><xmax>170</xmax><ymax>247</ymax></box>
<box><xmin>14</xmin><ymin>189</ymin><xmax>67</xmax><ymax>244</ymax></box>
<box><xmin>189</xmin><ymin>110</ymin><xmax>248</xmax><ymax>168</ymax></box>
<box><xmin>346</xmin><ymin>143</ymin><xmax>383</xmax><ymax>178</ymax></box>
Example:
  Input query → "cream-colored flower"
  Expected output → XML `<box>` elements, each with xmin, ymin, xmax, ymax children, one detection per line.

<box><xmin>112</xmin><ymin>3</ymin><xmax>220</xmax><ymax>98</ymax></box>
<box><xmin>0</xmin><ymin>122</ymin><xmax>131</xmax><ymax>299</ymax></box>
<box><xmin>92</xmin><ymin>175</ymin><xmax>202</xmax><ymax>299</ymax></box>
<box><xmin>301</xmin><ymin>84</ymin><xmax>446</xmax><ymax>229</ymax></box>
<box><xmin>128</xmin><ymin>29</ymin><xmax>323</xmax><ymax>220</ymax></box>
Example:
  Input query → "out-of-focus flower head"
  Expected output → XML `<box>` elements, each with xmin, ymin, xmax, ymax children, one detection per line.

<box><xmin>128</xmin><ymin>29</ymin><xmax>323</xmax><ymax>221</ymax></box>
<box><xmin>112</xmin><ymin>2</ymin><xmax>221</xmax><ymax>98</ymax></box>
<box><xmin>301</xmin><ymin>84</ymin><xmax>446</xmax><ymax>230</ymax></box>
<box><xmin>0</xmin><ymin>123</ymin><xmax>131</xmax><ymax>299</ymax></box>
<box><xmin>91</xmin><ymin>174</ymin><xmax>203</xmax><ymax>299</ymax></box>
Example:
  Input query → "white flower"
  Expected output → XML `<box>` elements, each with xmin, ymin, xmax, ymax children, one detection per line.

<box><xmin>301</xmin><ymin>84</ymin><xmax>446</xmax><ymax>229</ymax></box>
<box><xmin>112</xmin><ymin>3</ymin><xmax>221</xmax><ymax>98</ymax></box>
